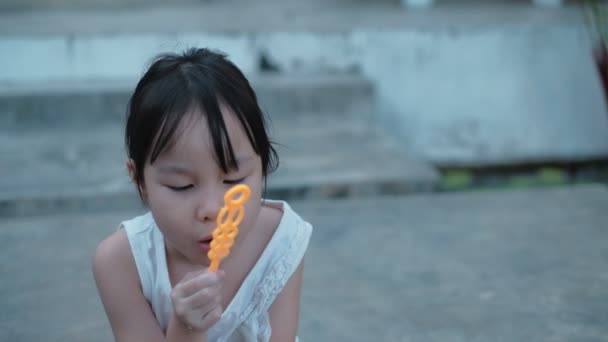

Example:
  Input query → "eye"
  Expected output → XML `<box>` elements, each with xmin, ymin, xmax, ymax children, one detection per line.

<box><xmin>223</xmin><ymin>177</ymin><xmax>245</xmax><ymax>185</ymax></box>
<box><xmin>167</xmin><ymin>184</ymin><xmax>193</xmax><ymax>192</ymax></box>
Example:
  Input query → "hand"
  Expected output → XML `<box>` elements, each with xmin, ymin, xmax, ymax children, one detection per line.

<box><xmin>171</xmin><ymin>269</ymin><xmax>225</xmax><ymax>332</ymax></box>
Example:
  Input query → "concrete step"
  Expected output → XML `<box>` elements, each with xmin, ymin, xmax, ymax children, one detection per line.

<box><xmin>1</xmin><ymin>4</ymin><xmax>606</xmax><ymax>167</ymax></box>
<box><xmin>1</xmin><ymin>185</ymin><xmax>607</xmax><ymax>341</ymax></box>
<box><xmin>0</xmin><ymin>74</ymin><xmax>373</xmax><ymax>130</ymax></box>
<box><xmin>0</xmin><ymin>115</ymin><xmax>439</xmax><ymax>217</ymax></box>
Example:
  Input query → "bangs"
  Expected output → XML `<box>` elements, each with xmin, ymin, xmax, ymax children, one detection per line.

<box><xmin>146</xmin><ymin>79</ymin><xmax>244</xmax><ymax>175</ymax></box>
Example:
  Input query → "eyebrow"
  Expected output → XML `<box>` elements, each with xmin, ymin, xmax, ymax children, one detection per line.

<box><xmin>157</xmin><ymin>156</ymin><xmax>255</xmax><ymax>174</ymax></box>
<box><xmin>157</xmin><ymin>164</ymin><xmax>192</xmax><ymax>175</ymax></box>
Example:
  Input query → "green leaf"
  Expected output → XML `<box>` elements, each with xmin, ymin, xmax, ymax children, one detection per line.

<box><xmin>538</xmin><ymin>168</ymin><xmax>567</xmax><ymax>185</ymax></box>
<box><xmin>441</xmin><ymin>170</ymin><xmax>473</xmax><ymax>190</ymax></box>
<box><xmin>509</xmin><ymin>175</ymin><xmax>536</xmax><ymax>189</ymax></box>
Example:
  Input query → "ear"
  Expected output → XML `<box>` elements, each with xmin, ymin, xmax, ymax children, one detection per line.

<box><xmin>126</xmin><ymin>159</ymin><xmax>147</xmax><ymax>198</ymax></box>
<box><xmin>126</xmin><ymin>159</ymin><xmax>136</xmax><ymax>182</ymax></box>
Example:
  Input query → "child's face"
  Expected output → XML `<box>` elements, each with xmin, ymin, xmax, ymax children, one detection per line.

<box><xmin>139</xmin><ymin>105</ymin><xmax>264</xmax><ymax>266</ymax></box>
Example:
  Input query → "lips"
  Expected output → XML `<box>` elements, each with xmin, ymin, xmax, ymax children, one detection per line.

<box><xmin>198</xmin><ymin>236</ymin><xmax>212</xmax><ymax>244</ymax></box>
<box><xmin>198</xmin><ymin>236</ymin><xmax>212</xmax><ymax>253</ymax></box>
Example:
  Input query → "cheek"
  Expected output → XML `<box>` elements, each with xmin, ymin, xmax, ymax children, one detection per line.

<box><xmin>145</xmin><ymin>186</ymin><xmax>191</xmax><ymax>221</ymax></box>
<box><xmin>147</xmin><ymin>194</ymin><xmax>190</xmax><ymax>243</ymax></box>
<box><xmin>145</xmin><ymin>185</ymin><xmax>172</xmax><ymax>208</ymax></box>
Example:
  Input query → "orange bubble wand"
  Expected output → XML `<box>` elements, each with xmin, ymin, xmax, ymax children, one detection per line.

<box><xmin>208</xmin><ymin>184</ymin><xmax>251</xmax><ymax>272</ymax></box>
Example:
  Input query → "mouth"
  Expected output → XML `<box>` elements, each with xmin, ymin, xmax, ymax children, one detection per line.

<box><xmin>198</xmin><ymin>236</ymin><xmax>213</xmax><ymax>252</ymax></box>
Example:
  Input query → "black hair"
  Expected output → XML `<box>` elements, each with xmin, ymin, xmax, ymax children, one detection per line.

<box><xmin>125</xmin><ymin>47</ymin><xmax>278</xmax><ymax>198</ymax></box>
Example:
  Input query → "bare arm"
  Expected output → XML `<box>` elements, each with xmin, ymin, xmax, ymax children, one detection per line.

<box><xmin>92</xmin><ymin>229</ymin><xmax>207</xmax><ymax>342</ymax></box>
<box><xmin>268</xmin><ymin>261</ymin><xmax>304</xmax><ymax>342</ymax></box>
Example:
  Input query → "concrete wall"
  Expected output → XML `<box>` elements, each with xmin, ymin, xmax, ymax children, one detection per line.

<box><xmin>1</xmin><ymin>8</ymin><xmax>607</xmax><ymax>166</ymax></box>
<box><xmin>258</xmin><ymin>26</ymin><xmax>608</xmax><ymax>166</ymax></box>
<box><xmin>0</xmin><ymin>0</ymin><xmax>201</xmax><ymax>11</ymax></box>
<box><xmin>0</xmin><ymin>34</ymin><xmax>257</xmax><ymax>83</ymax></box>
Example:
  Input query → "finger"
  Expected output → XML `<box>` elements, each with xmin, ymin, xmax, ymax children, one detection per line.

<box><xmin>171</xmin><ymin>283</ymin><xmax>221</xmax><ymax>323</ymax></box>
<box><xmin>172</xmin><ymin>271</ymin><xmax>212</xmax><ymax>300</ymax></box>
<box><xmin>199</xmin><ymin>305</ymin><xmax>223</xmax><ymax>331</ymax></box>
<box><xmin>186</xmin><ymin>283</ymin><xmax>222</xmax><ymax>309</ymax></box>
<box><xmin>181</xmin><ymin>267</ymin><xmax>221</xmax><ymax>283</ymax></box>
<box><xmin>180</xmin><ymin>299</ymin><xmax>221</xmax><ymax>330</ymax></box>
<box><xmin>179</xmin><ymin>271</ymin><xmax>222</xmax><ymax>297</ymax></box>
<box><xmin>180</xmin><ymin>270</ymin><xmax>204</xmax><ymax>282</ymax></box>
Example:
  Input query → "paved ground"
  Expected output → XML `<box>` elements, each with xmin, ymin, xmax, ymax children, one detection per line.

<box><xmin>1</xmin><ymin>185</ymin><xmax>607</xmax><ymax>341</ymax></box>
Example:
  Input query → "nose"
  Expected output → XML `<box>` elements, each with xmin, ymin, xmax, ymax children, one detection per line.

<box><xmin>195</xmin><ymin>187</ymin><xmax>223</xmax><ymax>223</ymax></box>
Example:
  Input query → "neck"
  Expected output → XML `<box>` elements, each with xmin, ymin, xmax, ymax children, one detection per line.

<box><xmin>165</xmin><ymin>239</ymin><xmax>208</xmax><ymax>271</ymax></box>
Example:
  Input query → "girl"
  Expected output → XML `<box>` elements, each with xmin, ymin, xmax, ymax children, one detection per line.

<box><xmin>93</xmin><ymin>47</ymin><xmax>313</xmax><ymax>342</ymax></box>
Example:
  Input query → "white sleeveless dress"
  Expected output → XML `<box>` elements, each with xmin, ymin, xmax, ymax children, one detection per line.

<box><xmin>122</xmin><ymin>200</ymin><xmax>312</xmax><ymax>342</ymax></box>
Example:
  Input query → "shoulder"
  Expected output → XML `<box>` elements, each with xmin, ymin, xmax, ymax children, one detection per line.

<box><xmin>94</xmin><ymin>227</ymin><xmax>129</xmax><ymax>263</ymax></box>
<box><xmin>261</xmin><ymin>200</ymin><xmax>313</xmax><ymax>232</ymax></box>
<box><xmin>92</xmin><ymin>227</ymin><xmax>140</xmax><ymax>290</ymax></box>
<box><xmin>92</xmin><ymin>226</ymin><xmax>168</xmax><ymax>339</ymax></box>
<box><xmin>258</xmin><ymin>204</ymin><xmax>283</xmax><ymax>235</ymax></box>
<box><xmin>243</xmin><ymin>204</ymin><xmax>282</xmax><ymax>260</ymax></box>
<box><xmin>257</xmin><ymin>201</ymin><xmax>311</xmax><ymax>288</ymax></box>
<box><xmin>255</xmin><ymin>201</ymin><xmax>313</xmax><ymax>262</ymax></box>
<box><xmin>256</xmin><ymin>201</ymin><xmax>313</xmax><ymax>244</ymax></box>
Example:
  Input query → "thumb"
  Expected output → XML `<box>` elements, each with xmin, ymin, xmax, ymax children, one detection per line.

<box><xmin>204</xmin><ymin>267</ymin><xmax>225</xmax><ymax>279</ymax></box>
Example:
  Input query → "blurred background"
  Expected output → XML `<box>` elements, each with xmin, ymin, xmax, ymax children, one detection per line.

<box><xmin>1</xmin><ymin>0</ymin><xmax>608</xmax><ymax>341</ymax></box>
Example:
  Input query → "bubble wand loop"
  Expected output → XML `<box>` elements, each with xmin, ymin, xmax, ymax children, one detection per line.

<box><xmin>208</xmin><ymin>184</ymin><xmax>251</xmax><ymax>272</ymax></box>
